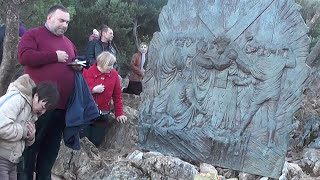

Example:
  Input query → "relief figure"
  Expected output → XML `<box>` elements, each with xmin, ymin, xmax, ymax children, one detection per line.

<box><xmin>234</xmin><ymin>42</ymin><xmax>296</xmax><ymax>147</ymax></box>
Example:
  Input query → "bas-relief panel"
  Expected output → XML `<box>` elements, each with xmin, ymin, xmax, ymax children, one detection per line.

<box><xmin>138</xmin><ymin>0</ymin><xmax>310</xmax><ymax>178</ymax></box>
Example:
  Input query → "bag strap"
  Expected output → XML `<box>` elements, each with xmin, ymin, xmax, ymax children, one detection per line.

<box><xmin>0</xmin><ymin>92</ymin><xmax>19</xmax><ymax>107</ymax></box>
<box><xmin>0</xmin><ymin>92</ymin><xmax>27</xmax><ymax>120</ymax></box>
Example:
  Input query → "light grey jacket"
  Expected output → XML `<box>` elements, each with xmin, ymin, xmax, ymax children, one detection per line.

<box><xmin>0</xmin><ymin>74</ymin><xmax>38</xmax><ymax>163</ymax></box>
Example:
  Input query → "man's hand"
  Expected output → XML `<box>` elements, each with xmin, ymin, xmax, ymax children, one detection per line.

<box><xmin>56</xmin><ymin>50</ymin><xmax>69</xmax><ymax>62</ymax></box>
<box><xmin>71</xmin><ymin>59</ymin><xmax>83</xmax><ymax>71</ymax></box>
<box><xmin>92</xmin><ymin>84</ymin><xmax>105</xmax><ymax>93</ymax></box>
<box><xmin>116</xmin><ymin>115</ymin><xmax>127</xmax><ymax>124</ymax></box>
<box><xmin>26</xmin><ymin>122</ymin><xmax>35</xmax><ymax>141</ymax></box>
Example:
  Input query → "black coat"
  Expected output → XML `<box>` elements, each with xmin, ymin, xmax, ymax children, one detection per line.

<box><xmin>0</xmin><ymin>25</ymin><xmax>6</xmax><ymax>64</ymax></box>
<box><xmin>85</xmin><ymin>38</ymin><xmax>118</xmax><ymax>70</ymax></box>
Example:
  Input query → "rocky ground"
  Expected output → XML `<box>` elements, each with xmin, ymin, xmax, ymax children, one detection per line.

<box><xmin>51</xmin><ymin>71</ymin><xmax>320</xmax><ymax>180</ymax></box>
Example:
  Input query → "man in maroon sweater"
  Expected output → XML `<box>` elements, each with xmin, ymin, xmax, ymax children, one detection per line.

<box><xmin>17</xmin><ymin>5</ymin><xmax>79</xmax><ymax>180</ymax></box>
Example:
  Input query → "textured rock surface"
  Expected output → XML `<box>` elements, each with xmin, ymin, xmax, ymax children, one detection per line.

<box><xmin>53</xmin><ymin>94</ymin><xmax>198</xmax><ymax>180</ymax></box>
<box><xmin>53</xmin><ymin>142</ymin><xmax>198</xmax><ymax>180</ymax></box>
<box><xmin>51</xmin><ymin>71</ymin><xmax>320</xmax><ymax>179</ymax></box>
<box><xmin>278</xmin><ymin>162</ymin><xmax>303</xmax><ymax>180</ymax></box>
<box><xmin>129</xmin><ymin>151</ymin><xmax>198</xmax><ymax>180</ymax></box>
<box><xmin>200</xmin><ymin>163</ymin><xmax>218</xmax><ymax>174</ymax></box>
<box><xmin>239</xmin><ymin>172</ymin><xmax>256</xmax><ymax>180</ymax></box>
<box><xmin>52</xmin><ymin>138</ymin><xmax>106</xmax><ymax>180</ymax></box>
<box><xmin>51</xmin><ymin>82</ymin><xmax>320</xmax><ymax>179</ymax></box>
<box><xmin>302</xmin><ymin>148</ymin><xmax>320</xmax><ymax>176</ymax></box>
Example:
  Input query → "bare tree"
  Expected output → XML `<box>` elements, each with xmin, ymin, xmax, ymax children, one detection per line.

<box><xmin>307</xmin><ymin>7</ymin><xmax>320</xmax><ymax>30</ymax></box>
<box><xmin>307</xmin><ymin>39</ymin><xmax>320</xmax><ymax>66</ymax></box>
<box><xmin>306</xmin><ymin>7</ymin><xmax>320</xmax><ymax>66</ymax></box>
<box><xmin>305</xmin><ymin>6</ymin><xmax>320</xmax><ymax>66</ymax></box>
<box><xmin>133</xmin><ymin>18</ymin><xmax>140</xmax><ymax>49</ymax></box>
<box><xmin>0</xmin><ymin>0</ymin><xmax>27</xmax><ymax>96</ymax></box>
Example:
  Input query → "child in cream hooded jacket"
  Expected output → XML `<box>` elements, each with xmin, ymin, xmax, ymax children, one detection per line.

<box><xmin>0</xmin><ymin>74</ymin><xmax>59</xmax><ymax>176</ymax></box>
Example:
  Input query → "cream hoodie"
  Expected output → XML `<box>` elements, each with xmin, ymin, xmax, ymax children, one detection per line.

<box><xmin>0</xmin><ymin>74</ymin><xmax>38</xmax><ymax>163</ymax></box>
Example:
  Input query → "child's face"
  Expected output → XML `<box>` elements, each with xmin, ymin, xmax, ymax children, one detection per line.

<box><xmin>32</xmin><ymin>93</ymin><xmax>47</xmax><ymax>115</ymax></box>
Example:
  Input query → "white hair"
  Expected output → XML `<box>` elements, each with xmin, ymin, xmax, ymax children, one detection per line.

<box><xmin>93</xmin><ymin>29</ymin><xmax>99</xmax><ymax>36</ymax></box>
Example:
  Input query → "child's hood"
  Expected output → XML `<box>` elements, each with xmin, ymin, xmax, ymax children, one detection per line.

<box><xmin>7</xmin><ymin>74</ymin><xmax>36</xmax><ymax>105</ymax></box>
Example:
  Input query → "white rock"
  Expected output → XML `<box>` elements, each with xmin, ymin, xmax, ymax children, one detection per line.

<box><xmin>303</xmin><ymin>148</ymin><xmax>320</xmax><ymax>163</ymax></box>
<box><xmin>127</xmin><ymin>150</ymin><xmax>143</xmax><ymax>160</ymax></box>
<box><xmin>238</xmin><ymin>172</ymin><xmax>255</xmax><ymax>180</ymax></box>
<box><xmin>259</xmin><ymin>177</ymin><xmax>268</xmax><ymax>180</ymax></box>
<box><xmin>313</xmin><ymin>161</ymin><xmax>320</xmax><ymax>176</ymax></box>
<box><xmin>279</xmin><ymin>162</ymin><xmax>303</xmax><ymax>180</ymax></box>
<box><xmin>200</xmin><ymin>163</ymin><xmax>218</xmax><ymax>174</ymax></box>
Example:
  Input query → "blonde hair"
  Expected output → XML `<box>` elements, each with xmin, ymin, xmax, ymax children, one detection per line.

<box><xmin>96</xmin><ymin>51</ymin><xmax>116</xmax><ymax>70</ymax></box>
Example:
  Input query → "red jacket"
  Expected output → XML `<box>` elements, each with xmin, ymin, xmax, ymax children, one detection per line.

<box><xmin>83</xmin><ymin>63</ymin><xmax>124</xmax><ymax>117</ymax></box>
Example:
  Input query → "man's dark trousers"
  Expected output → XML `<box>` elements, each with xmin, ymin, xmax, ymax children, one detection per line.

<box><xmin>17</xmin><ymin>109</ymin><xmax>66</xmax><ymax>180</ymax></box>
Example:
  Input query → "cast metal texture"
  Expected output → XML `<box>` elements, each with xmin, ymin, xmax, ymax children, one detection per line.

<box><xmin>138</xmin><ymin>0</ymin><xmax>310</xmax><ymax>178</ymax></box>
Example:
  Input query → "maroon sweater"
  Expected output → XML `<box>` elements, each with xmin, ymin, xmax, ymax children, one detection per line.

<box><xmin>18</xmin><ymin>26</ymin><xmax>77</xmax><ymax>109</ymax></box>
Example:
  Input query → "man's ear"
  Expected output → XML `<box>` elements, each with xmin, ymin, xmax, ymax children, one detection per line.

<box><xmin>101</xmin><ymin>31</ymin><xmax>106</xmax><ymax>37</ymax></box>
<box><xmin>47</xmin><ymin>14</ymin><xmax>52</xmax><ymax>21</ymax></box>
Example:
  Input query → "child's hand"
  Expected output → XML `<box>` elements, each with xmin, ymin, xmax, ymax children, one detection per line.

<box><xmin>116</xmin><ymin>115</ymin><xmax>127</xmax><ymax>124</ymax></box>
<box><xmin>92</xmin><ymin>84</ymin><xmax>105</xmax><ymax>93</ymax></box>
<box><xmin>26</xmin><ymin>122</ymin><xmax>35</xmax><ymax>141</ymax></box>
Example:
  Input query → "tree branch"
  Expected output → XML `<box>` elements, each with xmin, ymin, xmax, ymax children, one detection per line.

<box><xmin>307</xmin><ymin>39</ymin><xmax>320</xmax><ymax>66</ymax></box>
<box><xmin>0</xmin><ymin>0</ymin><xmax>21</xmax><ymax>95</ymax></box>
<box><xmin>133</xmin><ymin>18</ymin><xmax>139</xmax><ymax>49</ymax></box>
<box><xmin>307</xmin><ymin>7</ymin><xmax>320</xmax><ymax>31</ymax></box>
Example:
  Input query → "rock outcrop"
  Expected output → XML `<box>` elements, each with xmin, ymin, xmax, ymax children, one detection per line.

<box><xmin>52</xmin><ymin>70</ymin><xmax>320</xmax><ymax>180</ymax></box>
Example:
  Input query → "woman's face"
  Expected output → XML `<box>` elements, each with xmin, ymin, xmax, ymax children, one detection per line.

<box><xmin>139</xmin><ymin>45</ymin><xmax>148</xmax><ymax>53</ymax></box>
<box><xmin>98</xmin><ymin>63</ymin><xmax>114</xmax><ymax>73</ymax></box>
<box><xmin>105</xmin><ymin>64</ymin><xmax>114</xmax><ymax>73</ymax></box>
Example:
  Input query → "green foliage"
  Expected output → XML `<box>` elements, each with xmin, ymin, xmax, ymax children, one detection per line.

<box><xmin>13</xmin><ymin>0</ymin><xmax>320</xmax><ymax>71</ymax></box>
<box><xmin>135</xmin><ymin>0</ymin><xmax>167</xmax><ymax>37</ymax></box>
<box><xmin>310</xmin><ymin>24</ymin><xmax>320</xmax><ymax>48</ymax></box>
<box><xmin>295</xmin><ymin>0</ymin><xmax>320</xmax><ymax>21</ymax></box>
<box><xmin>13</xmin><ymin>0</ymin><xmax>166</xmax><ymax>76</ymax></box>
<box><xmin>295</xmin><ymin>0</ymin><xmax>320</xmax><ymax>47</ymax></box>
<box><xmin>64</xmin><ymin>0</ymin><xmax>137</xmax><ymax>75</ymax></box>
<box><xmin>63</xmin><ymin>0</ymin><xmax>167</xmax><ymax>75</ymax></box>
<box><xmin>20</xmin><ymin>0</ymin><xmax>62</xmax><ymax>28</ymax></box>
<box><xmin>295</xmin><ymin>0</ymin><xmax>320</xmax><ymax>66</ymax></box>
<box><xmin>16</xmin><ymin>0</ymin><xmax>167</xmax><ymax>75</ymax></box>
<box><xmin>0</xmin><ymin>0</ymin><xmax>6</xmax><ymax>24</ymax></box>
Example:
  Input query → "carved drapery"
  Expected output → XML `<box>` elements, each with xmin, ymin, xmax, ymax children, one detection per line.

<box><xmin>139</xmin><ymin>0</ymin><xmax>310</xmax><ymax>178</ymax></box>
